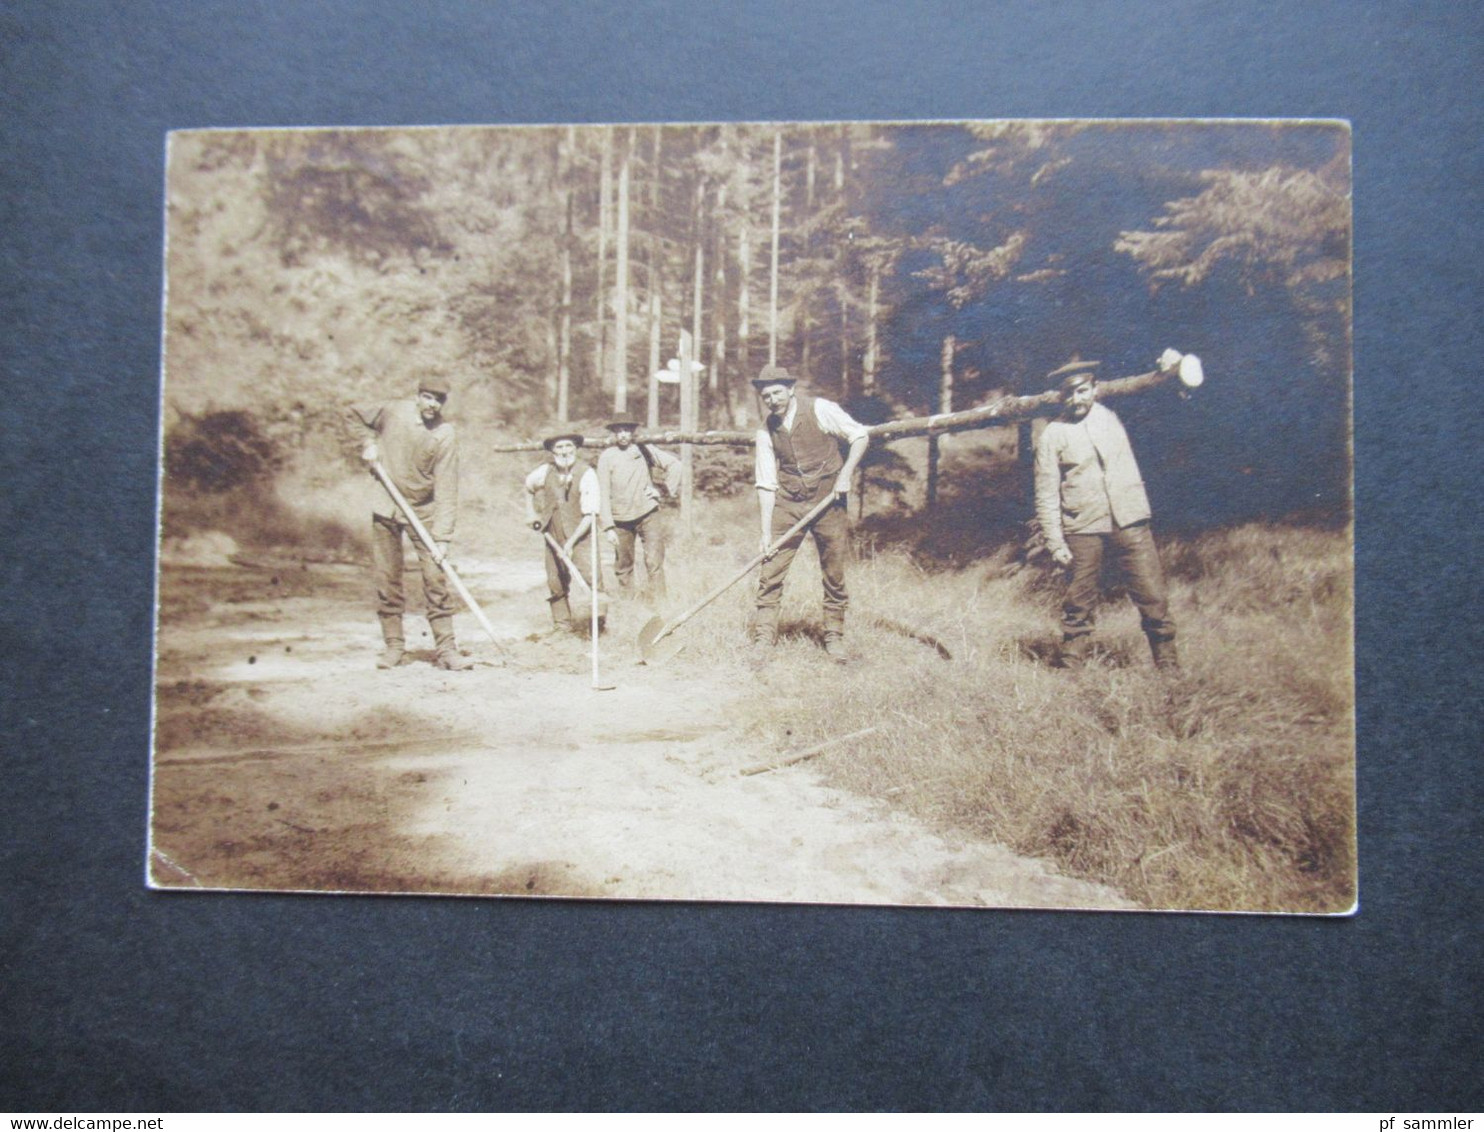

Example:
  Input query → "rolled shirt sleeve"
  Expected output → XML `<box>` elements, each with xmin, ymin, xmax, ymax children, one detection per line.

<box><xmin>579</xmin><ymin>466</ymin><xmax>600</xmax><ymax>515</ymax></box>
<box><xmin>754</xmin><ymin>428</ymin><xmax>777</xmax><ymax>492</ymax></box>
<box><xmin>811</xmin><ymin>398</ymin><xmax>869</xmax><ymax>445</ymax></box>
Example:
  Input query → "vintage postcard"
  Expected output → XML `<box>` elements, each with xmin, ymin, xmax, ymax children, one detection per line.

<box><xmin>150</xmin><ymin>120</ymin><xmax>1354</xmax><ymax>913</ymax></box>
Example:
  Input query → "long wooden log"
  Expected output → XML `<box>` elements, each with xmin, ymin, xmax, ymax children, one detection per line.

<box><xmin>489</xmin><ymin>359</ymin><xmax>1194</xmax><ymax>452</ymax></box>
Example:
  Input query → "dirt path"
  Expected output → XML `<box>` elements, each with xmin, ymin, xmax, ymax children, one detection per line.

<box><xmin>149</xmin><ymin>550</ymin><xmax>1135</xmax><ymax>910</ymax></box>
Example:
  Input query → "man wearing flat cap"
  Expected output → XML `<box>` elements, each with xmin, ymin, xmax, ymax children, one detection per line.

<box><xmin>1034</xmin><ymin>359</ymin><xmax>1179</xmax><ymax>670</ymax></box>
<box><xmin>351</xmin><ymin>376</ymin><xmax>472</xmax><ymax>670</ymax></box>
<box><xmin>750</xmin><ymin>364</ymin><xmax>870</xmax><ymax>661</ymax></box>
<box><xmin>596</xmin><ymin>420</ymin><xmax>681</xmax><ymax>603</ymax></box>
<box><xmin>524</xmin><ymin>432</ymin><xmax>602</xmax><ymax>633</ymax></box>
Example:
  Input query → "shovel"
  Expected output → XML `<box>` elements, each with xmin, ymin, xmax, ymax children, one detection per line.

<box><xmin>370</xmin><ymin>461</ymin><xmax>508</xmax><ymax>660</ymax></box>
<box><xmin>637</xmin><ymin>492</ymin><xmax>837</xmax><ymax>665</ymax></box>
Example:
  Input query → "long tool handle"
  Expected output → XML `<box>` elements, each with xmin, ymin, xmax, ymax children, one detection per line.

<box><xmin>370</xmin><ymin>462</ymin><xmax>506</xmax><ymax>655</ymax></box>
<box><xmin>651</xmin><ymin>492</ymin><xmax>838</xmax><ymax>646</ymax></box>
<box><xmin>543</xmin><ymin>533</ymin><xmax>595</xmax><ymax>594</ymax></box>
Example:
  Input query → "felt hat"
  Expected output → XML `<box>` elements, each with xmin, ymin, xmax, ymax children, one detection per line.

<box><xmin>542</xmin><ymin>433</ymin><xmax>585</xmax><ymax>451</ymax></box>
<box><xmin>751</xmin><ymin>364</ymin><xmax>798</xmax><ymax>389</ymax></box>
<box><xmin>606</xmin><ymin>420</ymin><xmax>640</xmax><ymax>432</ymax></box>
<box><xmin>1046</xmin><ymin>360</ymin><xmax>1101</xmax><ymax>391</ymax></box>
<box><xmin>417</xmin><ymin>375</ymin><xmax>451</xmax><ymax>398</ymax></box>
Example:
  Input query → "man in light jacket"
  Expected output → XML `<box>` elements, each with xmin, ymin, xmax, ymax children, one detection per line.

<box><xmin>1034</xmin><ymin>360</ymin><xmax>1179</xmax><ymax>670</ymax></box>
<box><xmin>596</xmin><ymin>420</ymin><xmax>681</xmax><ymax>603</ymax></box>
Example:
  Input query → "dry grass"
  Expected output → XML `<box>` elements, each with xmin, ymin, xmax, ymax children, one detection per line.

<box><xmin>659</xmin><ymin>519</ymin><xmax>1355</xmax><ymax>914</ymax></box>
<box><xmin>168</xmin><ymin>435</ymin><xmax>1354</xmax><ymax>913</ymax></box>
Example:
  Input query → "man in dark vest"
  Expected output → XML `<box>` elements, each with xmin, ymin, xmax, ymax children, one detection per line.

<box><xmin>750</xmin><ymin>364</ymin><xmax>869</xmax><ymax>661</ymax></box>
<box><xmin>524</xmin><ymin>432</ymin><xmax>602</xmax><ymax>633</ymax></box>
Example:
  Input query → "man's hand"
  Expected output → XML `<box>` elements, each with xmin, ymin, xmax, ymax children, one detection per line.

<box><xmin>760</xmin><ymin>532</ymin><xmax>774</xmax><ymax>559</ymax></box>
<box><xmin>833</xmin><ymin>474</ymin><xmax>852</xmax><ymax>500</ymax></box>
<box><xmin>563</xmin><ymin>538</ymin><xmax>577</xmax><ymax>559</ymax></box>
<box><xmin>604</xmin><ymin>528</ymin><xmax>618</xmax><ymax>546</ymax></box>
<box><xmin>1051</xmin><ymin>546</ymin><xmax>1074</xmax><ymax>568</ymax></box>
<box><xmin>1157</xmin><ymin>347</ymin><xmax>1182</xmax><ymax>373</ymax></box>
<box><xmin>361</xmin><ymin>441</ymin><xmax>379</xmax><ymax>466</ymax></box>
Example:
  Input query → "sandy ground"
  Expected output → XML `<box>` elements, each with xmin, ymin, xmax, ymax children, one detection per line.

<box><xmin>149</xmin><ymin>544</ymin><xmax>1135</xmax><ymax>910</ymax></box>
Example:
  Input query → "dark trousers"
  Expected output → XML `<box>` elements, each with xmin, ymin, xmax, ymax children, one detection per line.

<box><xmin>1063</xmin><ymin>522</ymin><xmax>1176</xmax><ymax>653</ymax></box>
<box><xmin>612</xmin><ymin>508</ymin><xmax>667</xmax><ymax>600</ymax></box>
<box><xmin>755</xmin><ymin>493</ymin><xmax>850</xmax><ymax>638</ymax></box>
<box><xmin>543</xmin><ymin>516</ymin><xmax>601</xmax><ymax>623</ymax></box>
<box><xmin>371</xmin><ymin>514</ymin><xmax>452</xmax><ymax>619</ymax></box>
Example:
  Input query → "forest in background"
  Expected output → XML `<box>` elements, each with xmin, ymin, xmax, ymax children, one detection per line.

<box><xmin>162</xmin><ymin>120</ymin><xmax>1351</xmax><ymax>536</ymax></box>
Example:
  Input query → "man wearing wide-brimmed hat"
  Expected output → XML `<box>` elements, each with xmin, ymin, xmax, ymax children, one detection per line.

<box><xmin>750</xmin><ymin>364</ymin><xmax>870</xmax><ymax>662</ymax></box>
<box><xmin>524</xmin><ymin>432</ymin><xmax>602</xmax><ymax>633</ymax></box>
<box><xmin>596</xmin><ymin>420</ymin><xmax>681</xmax><ymax>603</ymax></box>
<box><xmin>351</xmin><ymin>375</ymin><xmax>472</xmax><ymax>670</ymax></box>
<box><xmin>1034</xmin><ymin>359</ymin><xmax>1179</xmax><ymax>670</ymax></box>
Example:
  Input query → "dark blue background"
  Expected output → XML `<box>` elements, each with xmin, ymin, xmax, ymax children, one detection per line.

<box><xmin>2</xmin><ymin>1</ymin><xmax>1479</xmax><ymax>1112</ymax></box>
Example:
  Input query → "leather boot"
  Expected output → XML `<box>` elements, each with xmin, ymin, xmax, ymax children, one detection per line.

<box><xmin>376</xmin><ymin>613</ymin><xmax>405</xmax><ymax>669</ymax></box>
<box><xmin>822</xmin><ymin>634</ymin><xmax>848</xmax><ymax>664</ymax></box>
<box><xmin>1058</xmin><ymin>634</ymin><xmax>1091</xmax><ymax>670</ymax></box>
<box><xmin>548</xmin><ymin>596</ymin><xmax>574</xmax><ymax>634</ymax></box>
<box><xmin>748</xmin><ymin>607</ymin><xmax>779</xmax><ymax>646</ymax></box>
<box><xmin>429</xmin><ymin>615</ymin><xmax>473</xmax><ymax>671</ymax></box>
<box><xmin>1149</xmin><ymin>636</ymin><xmax>1180</xmax><ymax>671</ymax></box>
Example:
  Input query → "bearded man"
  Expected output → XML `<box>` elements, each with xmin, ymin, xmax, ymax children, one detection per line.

<box><xmin>524</xmin><ymin>433</ymin><xmax>602</xmax><ymax>633</ymax></box>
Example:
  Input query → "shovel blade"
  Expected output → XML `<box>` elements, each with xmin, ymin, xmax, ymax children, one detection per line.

<box><xmin>637</xmin><ymin>615</ymin><xmax>685</xmax><ymax>664</ymax></box>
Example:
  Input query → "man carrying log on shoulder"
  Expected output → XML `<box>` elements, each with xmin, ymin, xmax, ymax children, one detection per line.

<box><xmin>524</xmin><ymin>433</ymin><xmax>603</xmax><ymax>636</ymax></box>
<box><xmin>350</xmin><ymin>376</ymin><xmax>473</xmax><ymax>671</ymax></box>
<box><xmin>1034</xmin><ymin>359</ymin><xmax>1179</xmax><ymax>671</ymax></box>
<box><xmin>750</xmin><ymin>364</ymin><xmax>869</xmax><ymax>663</ymax></box>
<box><xmin>596</xmin><ymin>420</ymin><xmax>681</xmax><ymax>604</ymax></box>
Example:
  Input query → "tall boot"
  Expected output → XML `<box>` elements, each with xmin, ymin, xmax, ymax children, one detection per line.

<box><xmin>429</xmin><ymin>615</ymin><xmax>473</xmax><ymax>671</ymax></box>
<box><xmin>376</xmin><ymin>613</ymin><xmax>405</xmax><ymax>669</ymax></box>
<box><xmin>548</xmin><ymin>595</ymin><xmax>574</xmax><ymax>634</ymax></box>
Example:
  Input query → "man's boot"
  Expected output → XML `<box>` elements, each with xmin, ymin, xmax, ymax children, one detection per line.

<box><xmin>376</xmin><ymin>613</ymin><xmax>405</xmax><ymax>669</ymax></box>
<box><xmin>429</xmin><ymin>615</ymin><xmax>473</xmax><ymax>671</ymax></box>
<box><xmin>1058</xmin><ymin>634</ymin><xmax>1091</xmax><ymax>670</ymax></box>
<box><xmin>748</xmin><ymin>607</ymin><xmax>779</xmax><ymax>647</ymax></box>
<box><xmin>822</xmin><ymin>611</ymin><xmax>848</xmax><ymax>663</ymax></box>
<box><xmin>548</xmin><ymin>596</ymin><xmax>574</xmax><ymax>635</ymax></box>
<box><xmin>1149</xmin><ymin>636</ymin><xmax>1180</xmax><ymax>672</ymax></box>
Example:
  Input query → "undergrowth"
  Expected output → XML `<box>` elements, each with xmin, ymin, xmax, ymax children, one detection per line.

<box><xmin>662</xmin><ymin>521</ymin><xmax>1355</xmax><ymax>914</ymax></box>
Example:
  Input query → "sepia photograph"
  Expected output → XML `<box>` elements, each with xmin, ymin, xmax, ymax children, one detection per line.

<box><xmin>149</xmin><ymin>119</ymin><xmax>1354</xmax><ymax>914</ymax></box>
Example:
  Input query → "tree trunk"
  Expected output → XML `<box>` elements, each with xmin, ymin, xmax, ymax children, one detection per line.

<box><xmin>928</xmin><ymin>334</ymin><xmax>954</xmax><ymax>508</ymax></box>
<box><xmin>595</xmin><ymin>128</ymin><xmax>612</xmax><ymax>397</ymax></box>
<box><xmin>613</xmin><ymin>128</ymin><xmax>632</xmax><ymax>413</ymax></box>
<box><xmin>769</xmin><ymin>130</ymin><xmax>781</xmax><ymax>366</ymax></box>
<box><xmin>647</xmin><ymin>126</ymin><xmax>662</xmax><ymax>429</ymax></box>
<box><xmin>738</xmin><ymin>201</ymin><xmax>751</xmax><ymax>386</ymax></box>
<box><xmin>711</xmin><ymin>180</ymin><xmax>729</xmax><ymax>424</ymax></box>
<box><xmin>691</xmin><ymin>176</ymin><xmax>704</xmax><ymax>393</ymax></box>
<box><xmin>864</xmin><ymin>261</ymin><xmax>880</xmax><ymax>395</ymax></box>
<box><xmin>557</xmin><ymin>126</ymin><xmax>574</xmax><ymax>421</ymax></box>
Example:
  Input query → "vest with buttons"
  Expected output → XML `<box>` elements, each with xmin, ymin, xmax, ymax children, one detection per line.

<box><xmin>536</xmin><ymin>458</ymin><xmax>593</xmax><ymax>535</ymax></box>
<box><xmin>768</xmin><ymin>394</ymin><xmax>844</xmax><ymax>503</ymax></box>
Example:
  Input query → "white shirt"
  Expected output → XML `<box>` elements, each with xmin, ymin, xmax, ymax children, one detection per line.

<box><xmin>525</xmin><ymin>461</ymin><xmax>600</xmax><ymax>515</ymax></box>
